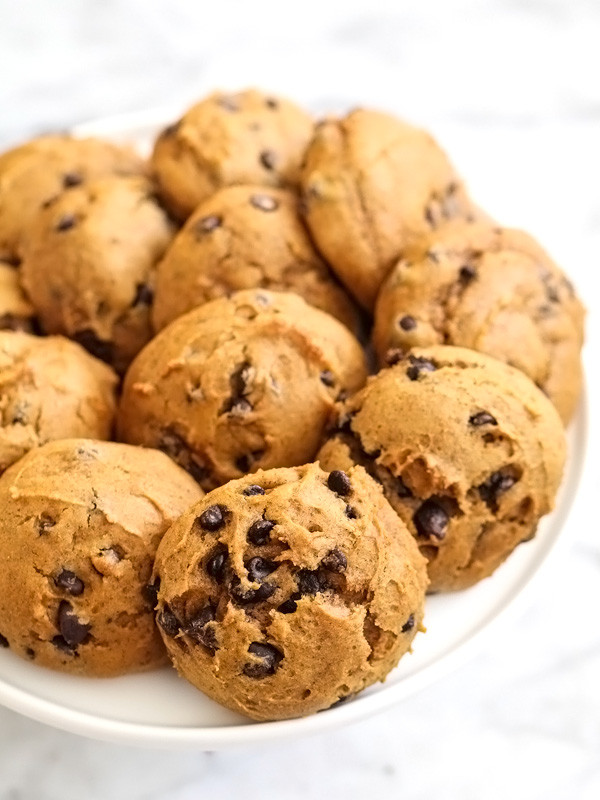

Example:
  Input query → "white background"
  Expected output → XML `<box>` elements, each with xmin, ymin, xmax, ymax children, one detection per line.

<box><xmin>0</xmin><ymin>1</ymin><xmax>599</xmax><ymax>798</ymax></box>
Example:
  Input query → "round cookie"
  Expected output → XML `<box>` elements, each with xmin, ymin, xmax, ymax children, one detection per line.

<box><xmin>0</xmin><ymin>331</ymin><xmax>118</xmax><ymax>474</ymax></box>
<box><xmin>151</xmin><ymin>89</ymin><xmax>314</xmax><ymax>220</ymax></box>
<box><xmin>0</xmin><ymin>439</ymin><xmax>203</xmax><ymax>676</ymax></box>
<box><xmin>118</xmin><ymin>290</ymin><xmax>367</xmax><ymax>491</ymax></box>
<box><xmin>152</xmin><ymin>185</ymin><xmax>358</xmax><ymax>333</ymax></box>
<box><xmin>0</xmin><ymin>261</ymin><xmax>37</xmax><ymax>332</ymax></box>
<box><xmin>373</xmin><ymin>220</ymin><xmax>585</xmax><ymax>424</ymax></box>
<box><xmin>300</xmin><ymin>109</ymin><xmax>477</xmax><ymax>310</ymax></box>
<box><xmin>21</xmin><ymin>175</ymin><xmax>174</xmax><ymax>373</ymax></box>
<box><xmin>318</xmin><ymin>346</ymin><xmax>566</xmax><ymax>592</ymax></box>
<box><xmin>0</xmin><ymin>134</ymin><xmax>144</xmax><ymax>262</ymax></box>
<box><xmin>153</xmin><ymin>463</ymin><xmax>428</xmax><ymax>720</ymax></box>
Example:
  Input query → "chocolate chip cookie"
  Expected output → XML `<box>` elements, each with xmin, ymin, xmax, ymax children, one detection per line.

<box><xmin>0</xmin><ymin>439</ymin><xmax>202</xmax><ymax>676</ymax></box>
<box><xmin>118</xmin><ymin>290</ymin><xmax>367</xmax><ymax>491</ymax></box>
<box><xmin>151</xmin><ymin>89</ymin><xmax>314</xmax><ymax>220</ymax></box>
<box><xmin>0</xmin><ymin>332</ymin><xmax>118</xmax><ymax>474</ymax></box>
<box><xmin>0</xmin><ymin>261</ymin><xmax>37</xmax><ymax>332</ymax></box>
<box><xmin>0</xmin><ymin>134</ymin><xmax>144</xmax><ymax>263</ymax></box>
<box><xmin>373</xmin><ymin>220</ymin><xmax>585</xmax><ymax>424</ymax></box>
<box><xmin>300</xmin><ymin>109</ymin><xmax>477</xmax><ymax>310</ymax></box>
<box><xmin>318</xmin><ymin>346</ymin><xmax>566</xmax><ymax>592</ymax></box>
<box><xmin>20</xmin><ymin>175</ymin><xmax>174</xmax><ymax>373</ymax></box>
<box><xmin>152</xmin><ymin>185</ymin><xmax>358</xmax><ymax>333</ymax></box>
<box><xmin>153</xmin><ymin>462</ymin><xmax>428</xmax><ymax>720</ymax></box>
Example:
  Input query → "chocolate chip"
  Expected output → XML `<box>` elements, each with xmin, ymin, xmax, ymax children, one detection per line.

<box><xmin>0</xmin><ymin>633</ymin><xmax>8</xmax><ymax>648</ymax></box>
<box><xmin>327</xmin><ymin>470</ymin><xmax>352</xmax><ymax>497</ymax></box>
<box><xmin>142</xmin><ymin>577</ymin><xmax>161</xmax><ymax>610</ymax></box>
<box><xmin>157</xmin><ymin>604</ymin><xmax>180</xmax><ymax>637</ymax></box>
<box><xmin>459</xmin><ymin>265</ymin><xmax>477</xmax><ymax>283</ymax></box>
<box><xmin>54</xmin><ymin>570</ymin><xmax>84</xmax><ymax>596</ymax></box>
<box><xmin>188</xmin><ymin>460</ymin><xmax>209</xmax><ymax>485</ymax></box>
<box><xmin>36</xmin><ymin>514</ymin><xmax>55</xmax><ymax>535</ymax></box>
<box><xmin>265</xmin><ymin>98</ymin><xmax>279</xmax><ymax>110</ymax></box>
<box><xmin>196</xmin><ymin>215</ymin><xmax>222</xmax><ymax>234</ymax></box>
<box><xmin>62</xmin><ymin>172</ymin><xmax>83</xmax><ymax>188</ymax></box>
<box><xmin>243</xmin><ymin>484</ymin><xmax>265</xmax><ymax>496</ymax></box>
<box><xmin>246</xmin><ymin>557</ymin><xmax>278</xmax><ymax>582</ymax></box>
<box><xmin>25</xmin><ymin>647</ymin><xmax>35</xmax><ymax>659</ymax></box>
<box><xmin>413</xmin><ymin>500</ymin><xmax>449</xmax><ymax>540</ymax></box>
<box><xmin>57</xmin><ymin>601</ymin><xmax>90</xmax><ymax>647</ymax></box>
<box><xmin>222</xmin><ymin>361</ymin><xmax>252</xmax><ymax>414</ymax></box>
<box><xmin>51</xmin><ymin>636</ymin><xmax>73</xmax><ymax>654</ymax></box>
<box><xmin>230</xmin><ymin>577</ymin><xmax>275</xmax><ymax>604</ymax></box>
<box><xmin>55</xmin><ymin>214</ymin><xmax>76</xmax><ymax>232</ymax></box>
<box><xmin>243</xmin><ymin>642</ymin><xmax>283</xmax><ymax>678</ymax></box>
<box><xmin>321</xmin><ymin>549</ymin><xmax>347</xmax><ymax>573</ymax></box>
<box><xmin>399</xmin><ymin>315</ymin><xmax>417</xmax><ymax>331</ymax></box>
<box><xmin>345</xmin><ymin>504</ymin><xmax>358</xmax><ymax>519</ymax></box>
<box><xmin>297</xmin><ymin>569</ymin><xmax>327</xmax><ymax>596</ymax></box>
<box><xmin>320</xmin><ymin>370</ymin><xmax>335</xmax><ymax>387</ymax></box>
<box><xmin>247</xmin><ymin>518</ymin><xmax>275</xmax><ymax>545</ymax></box>
<box><xmin>401</xmin><ymin>614</ymin><xmax>415</xmax><ymax>633</ymax></box>
<box><xmin>478</xmin><ymin>470</ymin><xmax>518</xmax><ymax>512</ymax></box>
<box><xmin>133</xmin><ymin>283</ymin><xmax>154</xmax><ymax>306</ymax></box>
<box><xmin>198</xmin><ymin>505</ymin><xmax>226</xmax><ymax>532</ymax></box>
<box><xmin>406</xmin><ymin>355</ymin><xmax>436</xmax><ymax>381</ymax></box>
<box><xmin>385</xmin><ymin>348</ymin><xmax>406</xmax><ymax>367</ymax></box>
<box><xmin>72</xmin><ymin>329</ymin><xmax>114</xmax><ymax>365</ymax></box>
<box><xmin>205</xmin><ymin>543</ymin><xmax>229</xmax><ymax>583</ymax></box>
<box><xmin>259</xmin><ymin>150</ymin><xmax>277</xmax><ymax>170</ymax></box>
<box><xmin>250</xmin><ymin>194</ymin><xmax>278</xmax><ymax>212</ymax></box>
<box><xmin>277</xmin><ymin>597</ymin><xmax>299</xmax><ymax>614</ymax></box>
<box><xmin>185</xmin><ymin>604</ymin><xmax>218</xmax><ymax>653</ymax></box>
<box><xmin>469</xmin><ymin>411</ymin><xmax>498</xmax><ymax>427</ymax></box>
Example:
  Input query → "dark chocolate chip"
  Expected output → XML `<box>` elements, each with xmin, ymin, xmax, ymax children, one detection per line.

<box><xmin>222</xmin><ymin>361</ymin><xmax>252</xmax><ymax>414</ymax></box>
<box><xmin>157</xmin><ymin>604</ymin><xmax>180</xmax><ymax>637</ymax></box>
<box><xmin>469</xmin><ymin>411</ymin><xmax>498</xmax><ymax>427</ymax></box>
<box><xmin>321</xmin><ymin>548</ymin><xmax>347</xmax><ymax>573</ymax></box>
<box><xmin>265</xmin><ymin>98</ymin><xmax>279</xmax><ymax>109</ymax></box>
<box><xmin>478</xmin><ymin>470</ymin><xmax>518</xmax><ymax>512</ymax></box>
<box><xmin>198</xmin><ymin>505</ymin><xmax>226</xmax><ymax>532</ymax></box>
<box><xmin>142</xmin><ymin>577</ymin><xmax>160</xmax><ymax>610</ymax></box>
<box><xmin>185</xmin><ymin>604</ymin><xmax>218</xmax><ymax>653</ymax></box>
<box><xmin>413</xmin><ymin>500</ymin><xmax>449</xmax><ymax>540</ymax></box>
<box><xmin>55</xmin><ymin>213</ymin><xmax>77</xmax><ymax>232</ymax></box>
<box><xmin>230</xmin><ymin>577</ymin><xmax>275</xmax><ymax>604</ymax></box>
<box><xmin>459</xmin><ymin>265</ymin><xmax>477</xmax><ymax>283</ymax></box>
<box><xmin>250</xmin><ymin>193</ymin><xmax>278</xmax><ymax>212</ymax></box>
<box><xmin>243</xmin><ymin>484</ymin><xmax>265</xmax><ymax>496</ymax></box>
<box><xmin>246</xmin><ymin>557</ymin><xmax>278</xmax><ymax>582</ymax></box>
<box><xmin>133</xmin><ymin>283</ymin><xmax>154</xmax><ymax>306</ymax></box>
<box><xmin>345</xmin><ymin>504</ymin><xmax>358</xmax><ymax>519</ymax></box>
<box><xmin>196</xmin><ymin>215</ymin><xmax>222</xmax><ymax>234</ymax></box>
<box><xmin>51</xmin><ymin>635</ymin><xmax>74</xmax><ymax>654</ymax></box>
<box><xmin>54</xmin><ymin>570</ymin><xmax>84</xmax><ymax>596</ymax></box>
<box><xmin>205</xmin><ymin>544</ymin><xmax>229</xmax><ymax>584</ymax></box>
<box><xmin>401</xmin><ymin>614</ymin><xmax>415</xmax><ymax>633</ymax></box>
<box><xmin>385</xmin><ymin>348</ymin><xmax>406</xmax><ymax>367</ymax></box>
<box><xmin>72</xmin><ymin>329</ymin><xmax>114</xmax><ymax>365</ymax></box>
<box><xmin>57</xmin><ymin>601</ymin><xmax>90</xmax><ymax>647</ymax></box>
<box><xmin>297</xmin><ymin>569</ymin><xmax>327</xmax><ymax>596</ymax></box>
<box><xmin>243</xmin><ymin>641</ymin><xmax>283</xmax><ymax>678</ymax></box>
<box><xmin>259</xmin><ymin>150</ymin><xmax>277</xmax><ymax>170</ymax></box>
<box><xmin>36</xmin><ymin>514</ymin><xmax>56</xmax><ymax>535</ymax></box>
<box><xmin>188</xmin><ymin>460</ymin><xmax>209</xmax><ymax>485</ymax></box>
<box><xmin>327</xmin><ymin>470</ymin><xmax>352</xmax><ymax>497</ymax></box>
<box><xmin>406</xmin><ymin>355</ymin><xmax>437</xmax><ymax>381</ymax></box>
<box><xmin>62</xmin><ymin>172</ymin><xmax>83</xmax><ymax>188</ymax></box>
<box><xmin>277</xmin><ymin>597</ymin><xmax>299</xmax><ymax>614</ymax></box>
<box><xmin>247</xmin><ymin>518</ymin><xmax>275</xmax><ymax>545</ymax></box>
<box><xmin>0</xmin><ymin>633</ymin><xmax>8</xmax><ymax>648</ymax></box>
<box><xmin>399</xmin><ymin>315</ymin><xmax>417</xmax><ymax>331</ymax></box>
<box><xmin>320</xmin><ymin>370</ymin><xmax>335</xmax><ymax>387</ymax></box>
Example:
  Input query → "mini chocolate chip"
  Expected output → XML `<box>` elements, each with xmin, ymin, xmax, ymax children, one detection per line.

<box><xmin>320</xmin><ymin>370</ymin><xmax>335</xmax><ymax>387</ymax></box>
<box><xmin>246</xmin><ymin>556</ymin><xmax>278</xmax><ymax>582</ymax></box>
<box><xmin>265</xmin><ymin>98</ymin><xmax>279</xmax><ymax>109</ymax></box>
<box><xmin>62</xmin><ymin>172</ymin><xmax>83</xmax><ymax>188</ymax></box>
<box><xmin>459</xmin><ymin>265</ymin><xmax>477</xmax><ymax>283</ymax></box>
<box><xmin>36</xmin><ymin>514</ymin><xmax>55</xmax><ymax>535</ymax></box>
<box><xmin>205</xmin><ymin>543</ymin><xmax>229</xmax><ymax>584</ymax></box>
<box><xmin>230</xmin><ymin>577</ymin><xmax>275</xmax><ymax>604</ymax></box>
<box><xmin>55</xmin><ymin>214</ymin><xmax>77</xmax><ymax>232</ymax></box>
<box><xmin>277</xmin><ymin>597</ymin><xmax>299</xmax><ymax>614</ymax></box>
<box><xmin>250</xmin><ymin>193</ymin><xmax>278</xmax><ymax>212</ymax></box>
<box><xmin>54</xmin><ymin>570</ymin><xmax>84</xmax><ymax>596</ymax></box>
<box><xmin>401</xmin><ymin>614</ymin><xmax>415</xmax><ymax>633</ymax></box>
<box><xmin>52</xmin><ymin>635</ymin><xmax>74</xmax><ymax>654</ymax></box>
<box><xmin>243</xmin><ymin>484</ymin><xmax>265</xmax><ymax>496</ymax></box>
<box><xmin>72</xmin><ymin>329</ymin><xmax>114</xmax><ymax>364</ymax></box>
<box><xmin>142</xmin><ymin>577</ymin><xmax>161</xmax><ymax>610</ymax></box>
<box><xmin>399</xmin><ymin>315</ymin><xmax>417</xmax><ymax>331</ymax></box>
<box><xmin>259</xmin><ymin>150</ymin><xmax>277</xmax><ymax>170</ymax></box>
<box><xmin>345</xmin><ymin>504</ymin><xmax>358</xmax><ymax>519</ymax></box>
<box><xmin>57</xmin><ymin>601</ymin><xmax>90</xmax><ymax>647</ymax></box>
<box><xmin>243</xmin><ymin>642</ymin><xmax>283</xmax><ymax>678</ymax></box>
<box><xmin>327</xmin><ymin>470</ymin><xmax>352</xmax><ymax>497</ymax></box>
<box><xmin>196</xmin><ymin>215</ymin><xmax>222</xmax><ymax>234</ymax></box>
<box><xmin>198</xmin><ymin>505</ymin><xmax>226</xmax><ymax>532</ymax></box>
<box><xmin>157</xmin><ymin>605</ymin><xmax>180</xmax><ymax>637</ymax></box>
<box><xmin>247</xmin><ymin>518</ymin><xmax>275</xmax><ymax>545</ymax></box>
<box><xmin>321</xmin><ymin>549</ymin><xmax>347</xmax><ymax>573</ymax></box>
<box><xmin>478</xmin><ymin>470</ymin><xmax>518</xmax><ymax>511</ymax></box>
<box><xmin>133</xmin><ymin>283</ymin><xmax>154</xmax><ymax>306</ymax></box>
<box><xmin>297</xmin><ymin>569</ymin><xmax>327</xmax><ymax>596</ymax></box>
<box><xmin>406</xmin><ymin>355</ymin><xmax>437</xmax><ymax>381</ymax></box>
<box><xmin>413</xmin><ymin>500</ymin><xmax>449</xmax><ymax>540</ymax></box>
<box><xmin>0</xmin><ymin>633</ymin><xmax>8</xmax><ymax>648</ymax></box>
<box><xmin>185</xmin><ymin>604</ymin><xmax>218</xmax><ymax>653</ymax></box>
<box><xmin>469</xmin><ymin>411</ymin><xmax>498</xmax><ymax>427</ymax></box>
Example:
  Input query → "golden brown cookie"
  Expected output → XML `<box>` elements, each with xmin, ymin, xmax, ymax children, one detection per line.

<box><xmin>153</xmin><ymin>463</ymin><xmax>427</xmax><ymax>720</ymax></box>
<box><xmin>0</xmin><ymin>439</ymin><xmax>203</xmax><ymax>676</ymax></box>
<box><xmin>21</xmin><ymin>175</ymin><xmax>174</xmax><ymax>373</ymax></box>
<box><xmin>152</xmin><ymin>185</ymin><xmax>358</xmax><ymax>333</ymax></box>
<box><xmin>0</xmin><ymin>261</ymin><xmax>37</xmax><ymax>332</ymax></box>
<box><xmin>0</xmin><ymin>332</ymin><xmax>118</xmax><ymax>474</ymax></box>
<box><xmin>151</xmin><ymin>89</ymin><xmax>314</xmax><ymax>220</ymax></box>
<box><xmin>118</xmin><ymin>290</ymin><xmax>367</xmax><ymax>491</ymax></box>
<box><xmin>0</xmin><ymin>134</ymin><xmax>144</xmax><ymax>262</ymax></box>
<box><xmin>300</xmin><ymin>109</ymin><xmax>477</xmax><ymax>310</ymax></box>
<box><xmin>373</xmin><ymin>220</ymin><xmax>585</xmax><ymax>424</ymax></box>
<box><xmin>318</xmin><ymin>346</ymin><xmax>566</xmax><ymax>592</ymax></box>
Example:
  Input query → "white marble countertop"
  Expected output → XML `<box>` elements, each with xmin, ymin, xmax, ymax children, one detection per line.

<box><xmin>1</xmin><ymin>1</ymin><xmax>599</xmax><ymax>798</ymax></box>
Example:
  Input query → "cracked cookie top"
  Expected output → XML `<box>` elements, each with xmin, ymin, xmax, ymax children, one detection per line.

<box><xmin>153</xmin><ymin>462</ymin><xmax>427</xmax><ymax>720</ymax></box>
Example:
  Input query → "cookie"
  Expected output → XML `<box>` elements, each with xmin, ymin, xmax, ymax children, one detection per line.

<box><xmin>0</xmin><ymin>134</ymin><xmax>144</xmax><ymax>263</ymax></box>
<box><xmin>373</xmin><ymin>220</ymin><xmax>585</xmax><ymax>424</ymax></box>
<box><xmin>0</xmin><ymin>261</ymin><xmax>37</xmax><ymax>332</ymax></box>
<box><xmin>152</xmin><ymin>185</ymin><xmax>358</xmax><ymax>333</ymax></box>
<box><xmin>118</xmin><ymin>290</ymin><xmax>367</xmax><ymax>491</ymax></box>
<box><xmin>0</xmin><ymin>439</ymin><xmax>203</xmax><ymax>676</ymax></box>
<box><xmin>0</xmin><ymin>332</ymin><xmax>118</xmax><ymax>474</ymax></box>
<box><xmin>151</xmin><ymin>89</ymin><xmax>314</xmax><ymax>220</ymax></box>
<box><xmin>300</xmin><ymin>109</ymin><xmax>477</xmax><ymax>310</ymax></box>
<box><xmin>153</xmin><ymin>462</ymin><xmax>427</xmax><ymax>720</ymax></box>
<box><xmin>318</xmin><ymin>346</ymin><xmax>566</xmax><ymax>592</ymax></box>
<box><xmin>20</xmin><ymin>175</ymin><xmax>174</xmax><ymax>373</ymax></box>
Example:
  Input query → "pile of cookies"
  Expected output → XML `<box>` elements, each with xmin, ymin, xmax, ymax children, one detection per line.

<box><xmin>0</xmin><ymin>89</ymin><xmax>583</xmax><ymax>722</ymax></box>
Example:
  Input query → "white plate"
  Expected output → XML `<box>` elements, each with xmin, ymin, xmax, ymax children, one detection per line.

<box><xmin>0</xmin><ymin>111</ymin><xmax>590</xmax><ymax>748</ymax></box>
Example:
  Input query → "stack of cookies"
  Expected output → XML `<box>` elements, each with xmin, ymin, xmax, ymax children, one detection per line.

<box><xmin>0</xmin><ymin>89</ymin><xmax>583</xmax><ymax>721</ymax></box>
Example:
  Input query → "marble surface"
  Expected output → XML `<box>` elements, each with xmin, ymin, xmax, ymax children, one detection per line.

<box><xmin>1</xmin><ymin>1</ymin><xmax>599</xmax><ymax>798</ymax></box>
